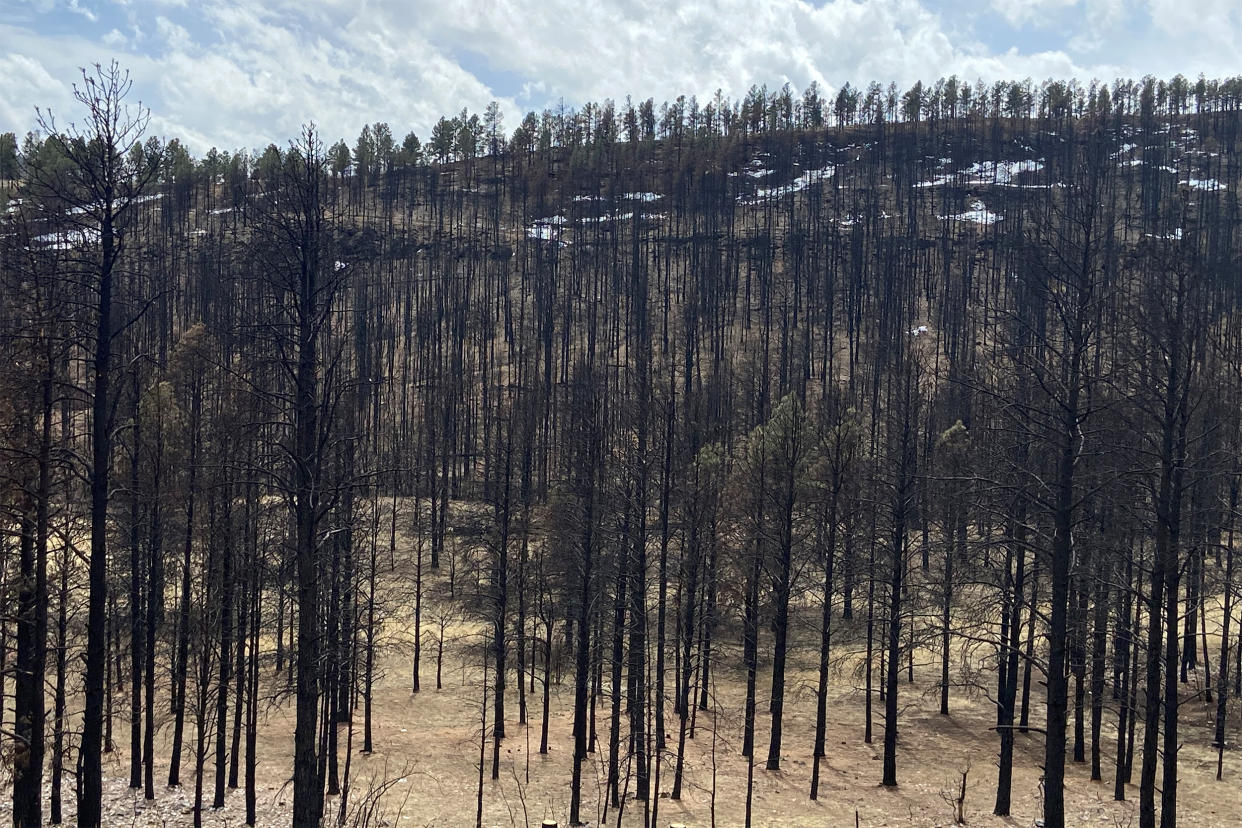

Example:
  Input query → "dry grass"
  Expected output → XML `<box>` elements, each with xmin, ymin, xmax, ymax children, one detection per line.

<box><xmin>14</xmin><ymin>500</ymin><xmax>1242</xmax><ymax>827</ymax></box>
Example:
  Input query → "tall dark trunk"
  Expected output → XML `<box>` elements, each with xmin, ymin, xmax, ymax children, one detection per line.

<box><xmin>213</xmin><ymin>487</ymin><xmax>234</xmax><ymax>809</ymax></box>
<box><xmin>128</xmin><ymin>373</ymin><xmax>144</xmax><ymax>790</ymax></box>
<box><xmin>606</xmin><ymin>508</ymin><xmax>628</xmax><ymax>804</ymax></box>
<box><xmin>883</xmin><ymin>374</ymin><xmax>914</xmax><ymax>788</ymax></box>
<box><xmin>671</xmin><ymin>517</ymin><xmax>701</xmax><ymax>800</ymax></box>
<box><xmin>1115</xmin><ymin>552</ymin><xmax>1136</xmax><ymax>801</ymax></box>
<box><xmin>1044</xmin><ymin>356</ymin><xmax>1082</xmax><ymax>828</ymax></box>
<box><xmin>491</xmin><ymin>428</ymin><xmax>511</xmax><ymax>780</ymax></box>
<box><xmin>1214</xmin><ymin>478</ymin><xmax>1237</xmax><ymax>779</ymax></box>
<box><xmin>628</xmin><ymin>449</ymin><xmax>649</xmax><ymax>802</ymax></box>
<box><xmin>994</xmin><ymin>516</ymin><xmax>1026</xmax><ymax>815</ymax></box>
<box><xmin>741</xmin><ymin>442</ymin><xmax>765</xmax><ymax>759</ymax></box>
<box><xmin>1160</xmin><ymin>524</ymin><xmax>1181</xmax><ymax>828</ymax></box>
<box><xmin>539</xmin><ymin>610</ymin><xmax>552</xmax><ymax>755</ymax></box>
<box><xmin>940</xmin><ymin>503</ymin><xmax>953</xmax><ymax>716</ymax></box>
<box><xmin>882</xmin><ymin>500</ymin><xmax>905</xmax><ymax>787</ymax></box>
<box><xmin>766</xmin><ymin>446</ymin><xmax>797</xmax><ymax>771</ymax></box>
<box><xmin>363</xmin><ymin>502</ymin><xmax>379</xmax><ymax>753</ymax></box>
<box><xmin>864</xmin><ymin>531</ymin><xmax>876</xmax><ymax>744</ymax></box>
<box><xmin>144</xmin><ymin>413</ymin><xmax>164</xmax><ymax>800</ymax></box>
<box><xmin>51</xmin><ymin>539</ymin><xmax>70</xmax><ymax>825</ymax></box>
<box><xmin>655</xmin><ymin>384</ymin><xmax>674</xmax><ymax>754</ymax></box>
<box><xmin>230</xmin><ymin>481</ymin><xmax>256</xmax><ymax>789</ymax></box>
<box><xmin>1090</xmin><ymin>556</ymin><xmax>1109</xmax><ymax>781</ymax></box>
<box><xmin>569</xmin><ymin>463</ymin><xmax>595</xmax><ymax>827</ymax></box>
<box><xmin>292</xmin><ymin>145</ymin><xmax>326</xmax><ymax>828</ymax></box>
<box><xmin>412</xmin><ymin>488</ymin><xmax>423</xmax><ymax>692</ymax></box>
<box><xmin>517</xmin><ymin>465</ymin><xmax>530</xmax><ymax>726</ymax></box>
<box><xmin>80</xmin><ymin>202</ymin><xmax>116</xmax><ymax>828</ymax></box>
<box><xmin>1019</xmin><ymin>573</ymin><xmax>1039</xmax><ymax>732</ymax></box>
<box><xmin>170</xmin><ymin>398</ymin><xmax>199</xmax><ymax>788</ymax></box>
<box><xmin>810</xmin><ymin>485</ymin><xmax>839</xmax><ymax>800</ymax></box>
<box><xmin>1139</xmin><ymin>527</ymin><xmax>1166</xmax><ymax>828</ymax></box>
<box><xmin>14</xmin><ymin>372</ymin><xmax>52</xmax><ymax>827</ymax></box>
<box><xmin>1072</xmin><ymin>583</ymin><xmax>1088</xmax><ymax>764</ymax></box>
<box><xmin>244</xmin><ymin>541</ymin><xmax>262</xmax><ymax>826</ymax></box>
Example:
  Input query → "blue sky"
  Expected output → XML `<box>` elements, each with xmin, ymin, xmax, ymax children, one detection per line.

<box><xmin>2</xmin><ymin>0</ymin><xmax>1238</xmax><ymax>155</ymax></box>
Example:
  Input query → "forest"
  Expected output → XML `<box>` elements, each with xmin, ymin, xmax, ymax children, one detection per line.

<box><xmin>1</xmin><ymin>63</ymin><xmax>1242</xmax><ymax>828</ymax></box>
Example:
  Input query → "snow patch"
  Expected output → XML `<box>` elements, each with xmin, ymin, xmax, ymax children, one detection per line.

<box><xmin>66</xmin><ymin>193</ymin><xmax>161</xmax><ymax>216</ymax></box>
<box><xmin>580</xmin><ymin>211</ymin><xmax>634</xmax><ymax>224</ymax></box>
<box><xmin>963</xmin><ymin>159</ymin><xmax>1043</xmax><ymax>185</ymax></box>
<box><xmin>743</xmin><ymin>164</ymin><xmax>834</xmax><ymax>202</ymax></box>
<box><xmin>32</xmin><ymin>226</ymin><xmax>101</xmax><ymax>249</ymax></box>
<box><xmin>526</xmin><ymin>224</ymin><xmax>562</xmax><ymax>242</ymax></box>
<box><xmin>917</xmin><ymin>159</ymin><xmax>1042</xmax><ymax>188</ymax></box>
<box><xmin>941</xmin><ymin>199</ymin><xmax>1000</xmax><ymax>225</ymax></box>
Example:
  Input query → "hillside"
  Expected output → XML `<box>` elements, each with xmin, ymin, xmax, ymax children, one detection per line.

<box><xmin>2</xmin><ymin>74</ymin><xmax>1242</xmax><ymax>828</ymax></box>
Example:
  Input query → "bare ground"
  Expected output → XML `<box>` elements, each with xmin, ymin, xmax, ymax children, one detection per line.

<box><xmin>8</xmin><ymin>508</ymin><xmax>1241</xmax><ymax>828</ymax></box>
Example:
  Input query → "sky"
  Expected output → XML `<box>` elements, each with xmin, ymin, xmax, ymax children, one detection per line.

<box><xmin>1</xmin><ymin>0</ymin><xmax>1239</xmax><ymax>155</ymax></box>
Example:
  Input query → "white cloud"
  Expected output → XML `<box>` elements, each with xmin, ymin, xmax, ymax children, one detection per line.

<box><xmin>67</xmin><ymin>0</ymin><xmax>97</xmax><ymax>21</ymax></box>
<box><xmin>0</xmin><ymin>51</ymin><xmax>72</xmax><ymax>135</ymax></box>
<box><xmin>102</xmin><ymin>28</ymin><xmax>128</xmax><ymax>48</ymax></box>
<box><xmin>1147</xmin><ymin>0</ymin><xmax>1241</xmax><ymax>54</ymax></box>
<box><xmin>0</xmin><ymin>0</ymin><xmax>1237</xmax><ymax>154</ymax></box>
<box><xmin>990</xmin><ymin>0</ymin><xmax>1079</xmax><ymax>27</ymax></box>
<box><xmin>989</xmin><ymin>0</ymin><xmax>1124</xmax><ymax>31</ymax></box>
<box><xmin>154</xmin><ymin>16</ymin><xmax>191</xmax><ymax>50</ymax></box>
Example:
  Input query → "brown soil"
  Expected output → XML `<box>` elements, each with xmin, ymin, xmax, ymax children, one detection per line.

<box><xmin>12</xmin><ymin>508</ymin><xmax>1242</xmax><ymax>828</ymax></box>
